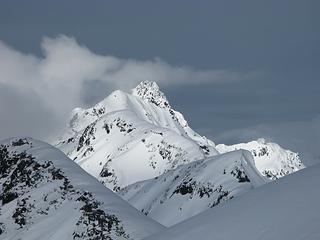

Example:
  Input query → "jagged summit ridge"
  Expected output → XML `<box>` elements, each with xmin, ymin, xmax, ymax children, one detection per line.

<box><xmin>132</xmin><ymin>81</ymin><xmax>170</xmax><ymax>108</ymax></box>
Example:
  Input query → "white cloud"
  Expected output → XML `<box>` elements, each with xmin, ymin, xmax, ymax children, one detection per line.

<box><xmin>0</xmin><ymin>35</ymin><xmax>257</xmax><ymax>141</ymax></box>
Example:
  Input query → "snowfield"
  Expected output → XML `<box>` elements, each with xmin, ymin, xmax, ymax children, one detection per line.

<box><xmin>145</xmin><ymin>163</ymin><xmax>320</xmax><ymax>240</ymax></box>
<box><xmin>0</xmin><ymin>137</ymin><xmax>164</xmax><ymax>240</ymax></box>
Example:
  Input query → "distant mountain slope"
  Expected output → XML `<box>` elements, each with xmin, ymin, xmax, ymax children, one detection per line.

<box><xmin>119</xmin><ymin>150</ymin><xmax>266</xmax><ymax>226</ymax></box>
<box><xmin>56</xmin><ymin>81</ymin><xmax>218</xmax><ymax>191</ymax></box>
<box><xmin>0</xmin><ymin>137</ymin><xmax>164</xmax><ymax>240</ymax></box>
<box><xmin>146</xmin><ymin>164</ymin><xmax>320</xmax><ymax>240</ymax></box>
<box><xmin>216</xmin><ymin>138</ymin><xmax>304</xmax><ymax>179</ymax></box>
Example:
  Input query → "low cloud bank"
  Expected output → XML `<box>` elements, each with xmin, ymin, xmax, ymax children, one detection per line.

<box><xmin>0</xmin><ymin>35</ymin><xmax>255</xmax><ymax>140</ymax></box>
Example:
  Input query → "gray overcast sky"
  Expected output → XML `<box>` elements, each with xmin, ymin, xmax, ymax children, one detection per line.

<box><xmin>0</xmin><ymin>0</ymin><xmax>319</xmax><ymax>165</ymax></box>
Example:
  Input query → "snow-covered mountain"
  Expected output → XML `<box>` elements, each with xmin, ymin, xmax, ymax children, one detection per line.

<box><xmin>146</xmin><ymin>164</ymin><xmax>320</xmax><ymax>240</ymax></box>
<box><xmin>0</xmin><ymin>137</ymin><xmax>164</xmax><ymax>240</ymax></box>
<box><xmin>1</xmin><ymin>81</ymin><xmax>310</xmax><ymax>239</ymax></box>
<box><xmin>56</xmin><ymin>81</ymin><xmax>303</xmax><ymax>194</ymax></box>
<box><xmin>216</xmin><ymin>138</ymin><xmax>304</xmax><ymax>180</ymax></box>
<box><xmin>56</xmin><ymin>81</ymin><xmax>218</xmax><ymax>191</ymax></box>
<box><xmin>119</xmin><ymin>150</ymin><xmax>266</xmax><ymax>226</ymax></box>
<box><xmin>54</xmin><ymin>80</ymin><xmax>305</xmax><ymax>228</ymax></box>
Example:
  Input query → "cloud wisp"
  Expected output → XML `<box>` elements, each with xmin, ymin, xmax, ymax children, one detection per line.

<box><xmin>199</xmin><ymin>115</ymin><xmax>320</xmax><ymax>166</ymax></box>
<box><xmin>0</xmin><ymin>35</ymin><xmax>257</xmax><ymax>141</ymax></box>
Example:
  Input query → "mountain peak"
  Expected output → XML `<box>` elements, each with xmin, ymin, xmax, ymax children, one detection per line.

<box><xmin>132</xmin><ymin>81</ymin><xmax>170</xmax><ymax>108</ymax></box>
<box><xmin>256</xmin><ymin>138</ymin><xmax>266</xmax><ymax>144</ymax></box>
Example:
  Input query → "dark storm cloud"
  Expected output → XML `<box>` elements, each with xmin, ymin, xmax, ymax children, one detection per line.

<box><xmin>0</xmin><ymin>0</ymin><xmax>319</xmax><ymax>164</ymax></box>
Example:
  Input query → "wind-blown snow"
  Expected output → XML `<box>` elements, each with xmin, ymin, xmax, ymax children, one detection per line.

<box><xmin>146</xmin><ymin>164</ymin><xmax>320</xmax><ymax>240</ymax></box>
<box><xmin>0</xmin><ymin>137</ymin><xmax>164</xmax><ymax>240</ymax></box>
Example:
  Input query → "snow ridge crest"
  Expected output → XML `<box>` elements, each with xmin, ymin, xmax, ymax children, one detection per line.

<box><xmin>132</xmin><ymin>81</ymin><xmax>171</xmax><ymax>108</ymax></box>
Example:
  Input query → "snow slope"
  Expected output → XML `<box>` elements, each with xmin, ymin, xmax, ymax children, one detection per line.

<box><xmin>216</xmin><ymin>138</ymin><xmax>304</xmax><ymax>180</ymax></box>
<box><xmin>146</xmin><ymin>164</ymin><xmax>320</xmax><ymax>240</ymax></box>
<box><xmin>0</xmin><ymin>137</ymin><xmax>164</xmax><ymax>240</ymax></box>
<box><xmin>56</xmin><ymin>81</ymin><xmax>303</xmax><ymax>192</ymax></box>
<box><xmin>119</xmin><ymin>150</ymin><xmax>266</xmax><ymax>226</ymax></box>
<box><xmin>56</xmin><ymin>81</ymin><xmax>218</xmax><ymax>191</ymax></box>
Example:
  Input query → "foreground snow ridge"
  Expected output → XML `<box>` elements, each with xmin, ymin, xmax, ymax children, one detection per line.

<box><xmin>0</xmin><ymin>138</ymin><xmax>164</xmax><ymax>240</ymax></box>
<box><xmin>146</xmin><ymin>164</ymin><xmax>320</xmax><ymax>240</ymax></box>
<box><xmin>120</xmin><ymin>150</ymin><xmax>266</xmax><ymax>226</ymax></box>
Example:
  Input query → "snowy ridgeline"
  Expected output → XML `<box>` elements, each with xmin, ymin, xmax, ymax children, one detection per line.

<box><xmin>56</xmin><ymin>81</ymin><xmax>303</xmax><ymax>191</ymax></box>
<box><xmin>119</xmin><ymin>150</ymin><xmax>266</xmax><ymax>226</ymax></box>
<box><xmin>216</xmin><ymin>138</ymin><xmax>303</xmax><ymax>180</ymax></box>
<box><xmin>0</xmin><ymin>81</ymin><xmax>314</xmax><ymax>240</ymax></box>
<box><xmin>0</xmin><ymin>138</ymin><xmax>164</xmax><ymax>240</ymax></box>
<box><xmin>146</xmin><ymin>164</ymin><xmax>320</xmax><ymax>240</ymax></box>
<box><xmin>0</xmin><ymin>137</ymin><xmax>318</xmax><ymax>240</ymax></box>
<box><xmin>54</xmin><ymin>80</ymin><xmax>304</xmax><ymax>226</ymax></box>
